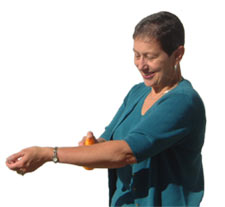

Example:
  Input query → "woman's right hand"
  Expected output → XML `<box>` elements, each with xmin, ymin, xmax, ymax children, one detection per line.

<box><xmin>78</xmin><ymin>131</ymin><xmax>98</xmax><ymax>146</ymax></box>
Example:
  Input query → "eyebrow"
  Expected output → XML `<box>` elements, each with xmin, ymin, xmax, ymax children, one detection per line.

<box><xmin>133</xmin><ymin>48</ymin><xmax>139</xmax><ymax>53</ymax></box>
<box><xmin>133</xmin><ymin>48</ymin><xmax>156</xmax><ymax>55</ymax></box>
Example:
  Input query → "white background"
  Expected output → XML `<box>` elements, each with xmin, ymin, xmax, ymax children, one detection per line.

<box><xmin>0</xmin><ymin>0</ymin><xmax>224</xmax><ymax>206</ymax></box>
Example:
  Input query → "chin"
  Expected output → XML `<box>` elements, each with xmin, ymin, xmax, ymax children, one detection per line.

<box><xmin>143</xmin><ymin>79</ymin><xmax>154</xmax><ymax>87</ymax></box>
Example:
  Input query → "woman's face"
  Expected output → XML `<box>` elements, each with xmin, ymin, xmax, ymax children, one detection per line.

<box><xmin>133</xmin><ymin>38</ymin><xmax>177</xmax><ymax>89</ymax></box>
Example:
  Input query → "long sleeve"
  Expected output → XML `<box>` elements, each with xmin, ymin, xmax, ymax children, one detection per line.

<box><xmin>124</xmin><ymin>92</ymin><xmax>205</xmax><ymax>162</ymax></box>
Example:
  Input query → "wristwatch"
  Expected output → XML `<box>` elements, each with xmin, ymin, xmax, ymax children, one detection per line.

<box><xmin>52</xmin><ymin>147</ymin><xmax>59</xmax><ymax>163</ymax></box>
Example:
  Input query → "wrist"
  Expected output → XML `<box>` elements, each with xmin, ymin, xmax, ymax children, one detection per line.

<box><xmin>42</xmin><ymin>147</ymin><xmax>55</xmax><ymax>162</ymax></box>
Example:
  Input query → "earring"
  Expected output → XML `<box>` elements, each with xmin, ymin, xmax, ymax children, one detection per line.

<box><xmin>174</xmin><ymin>65</ymin><xmax>178</xmax><ymax>71</ymax></box>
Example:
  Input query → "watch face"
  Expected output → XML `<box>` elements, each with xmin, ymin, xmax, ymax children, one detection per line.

<box><xmin>53</xmin><ymin>157</ymin><xmax>58</xmax><ymax>163</ymax></box>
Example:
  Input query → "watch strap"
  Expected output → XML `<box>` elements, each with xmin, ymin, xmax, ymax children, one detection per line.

<box><xmin>53</xmin><ymin>147</ymin><xmax>59</xmax><ymax>163</ymax></box>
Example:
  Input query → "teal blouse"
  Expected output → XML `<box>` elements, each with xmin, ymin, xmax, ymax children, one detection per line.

<box><xmin>100</xmin><ymin>79</ymin><xmax>206</xmax><ymax>207</ymax></box>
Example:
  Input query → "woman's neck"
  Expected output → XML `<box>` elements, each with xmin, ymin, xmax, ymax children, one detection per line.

<box><xmin>151</xmin><ymin>67</ymin><xmax>182</xmax><ymax>95</ymax></box>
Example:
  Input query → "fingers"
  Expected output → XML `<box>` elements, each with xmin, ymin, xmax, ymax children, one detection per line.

<box><xmin>86</xmin><ymin>131</ymin><xmax>97</xmax><ymax>144</ymax></box>
<box><xmin>6</xmin><ymin>148</ymin><xmax>31</xmax><ymax>171</ymax></box>
<box><xmin>6</xmin><ymin>156</ymin><xmax>25</xmax><ymax>170</ymax></box>
<box><xmin>6</xmin><ymin>147</ymin><xmax>46</xmax><ymax>176</ymax></box>
<box><xmin>78</xmin><ymin>131</ymin><xmax>95</xmax><ymax>146</ymax></box>
<box><xmin>78</xmin><ymin>136</ymin><xmax>86</xmax><ymax>146</ymax></box>
<box><xmin>6</xmin><ymin>151</ymin><xmax>25</xmax><ymax>169</ymax></box>
<box><xmin>87</xmin><ymin>131</ymin><xmax>94</xmax><ymax>138</ymax></box>
<box><xmin>6</xmin><ymin>153</ymin><xmax>27</xmax><ymax>175</ymax></box>
<box><xmin>7</xmin><ymin>151</ymin><xmax>24</xmax><ymax>163</ymax></box>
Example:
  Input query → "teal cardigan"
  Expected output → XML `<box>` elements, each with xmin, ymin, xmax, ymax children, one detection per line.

<box><xmin>101</xmin><ymin>79</ymin><xmax>206</xmax><ymax>207</ymax></box>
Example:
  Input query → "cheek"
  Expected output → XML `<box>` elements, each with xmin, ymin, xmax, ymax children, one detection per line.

<box><xmin>153</xmin><ymin>58</ymin><xmax>169</xmax><ymax>72</ymax></box>
<box><xmin>150</xmin><ymin>61</ymin><xmax>162</xmax><ymax>72</ymax></box>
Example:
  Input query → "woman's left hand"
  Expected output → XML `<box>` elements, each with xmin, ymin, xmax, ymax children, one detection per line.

<box><xmin>6</xmin><ymin>147</ymin><xmax>51</xmax><ymax>176</ymax></box>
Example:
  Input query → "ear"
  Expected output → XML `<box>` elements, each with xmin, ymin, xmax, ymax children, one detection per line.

<box><xmin>173</xmin><ymin>46</ymin><xmax>185</xmax><ymax>65</ymax></box>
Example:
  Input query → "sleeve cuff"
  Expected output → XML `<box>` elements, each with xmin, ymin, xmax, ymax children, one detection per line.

<box><xmin>124</xmin><ymin>132</ymin><xmax>154</xmax><ymax>163</ymax></box>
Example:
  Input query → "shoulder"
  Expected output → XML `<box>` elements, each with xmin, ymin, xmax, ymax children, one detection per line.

<box><xmin>173</xmin><ymin>79</ymin><xmax>205</xmax><ymax>108</ymax></box>
<box><xmin>159</xmin><ymin>79</ymin><xmax>205</xmax><ymax>121</ymax></box>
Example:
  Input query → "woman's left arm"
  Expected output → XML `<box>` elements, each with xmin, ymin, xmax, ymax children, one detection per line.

<box><xmin>57</xmin><ymin>140</ymin><xmax>137</xmax><ymax>168</ymax></box>
<box><xmin>6</xmin><ymin>137</ymin><xmax>137</xmax><ymax>175</ymax></box>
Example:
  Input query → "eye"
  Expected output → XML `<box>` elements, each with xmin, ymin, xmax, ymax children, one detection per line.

<box><xmin>145</xmin><ymin>54</ymin><xmax>158</xmax><ymax>61</ymax></box>
<box><xmin>134</xmin><ymin>52</ymin><xmax>141</xmax><ymax>59</ymax></box>
<box><xmin>145</xmin><ymin>55</ymin><xmax>155</xmax><ymax>60</ymax></box>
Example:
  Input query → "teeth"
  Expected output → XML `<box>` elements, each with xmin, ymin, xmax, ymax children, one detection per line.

<box><xmin>145</xmin><ymin>72</ymin><xmax>154</xmax><ymax>75</ymax></box>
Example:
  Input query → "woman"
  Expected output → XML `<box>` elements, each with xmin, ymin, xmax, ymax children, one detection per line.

<box><xmin>6</xmin><ymin>11</ymin><xmax>206</xmax><ymax>207</ymax></box>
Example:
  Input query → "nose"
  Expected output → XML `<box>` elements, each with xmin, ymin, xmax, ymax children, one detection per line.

<box><xmin>136</xmin><ymin>56</ymin><xmax>148</xmax><ymax>71</ymax></box>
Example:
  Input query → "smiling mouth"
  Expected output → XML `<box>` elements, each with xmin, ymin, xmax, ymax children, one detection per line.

<box><xmin>142</xmin><ymin>72</ymin><xmax>155</xmax><ymax>79</ymax></box>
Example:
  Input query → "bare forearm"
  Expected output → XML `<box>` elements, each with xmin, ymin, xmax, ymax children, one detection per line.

<box><xmin>6</xmin><ymin>136</ymin><xmax>136</xmax><ymax>174</ymax></box>
<box><xmin>49</xmin><ymin>140</ymin><xmax>136</xmax><ymax>169</ymax></box>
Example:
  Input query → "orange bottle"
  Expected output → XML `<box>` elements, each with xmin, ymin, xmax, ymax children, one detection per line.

<box><xmin>83</xmin><ymin>137</ymin><xmax>95</xmax><ymax>170</ymax></box>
